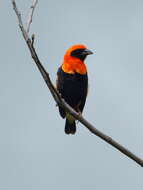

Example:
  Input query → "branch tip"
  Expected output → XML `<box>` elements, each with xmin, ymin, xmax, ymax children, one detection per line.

<box><xmin>26</xmin><ymin>0</ymin><xmax>38</xmax><ymax>33</ymax></box>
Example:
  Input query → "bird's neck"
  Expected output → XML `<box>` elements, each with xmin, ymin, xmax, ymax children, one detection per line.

<box><xmin>62</xmin><ymin>58</ymin><xmax>87</xmax><ymax>75</ymax></box>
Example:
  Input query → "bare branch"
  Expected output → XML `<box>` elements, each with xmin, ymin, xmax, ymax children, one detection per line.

<box><xmin>26</xmin><ymin>0</ymin><xmax>38</xmax><ymax>33</ymax></box>
<box><xmin>11</xmin><ymin>0</ymin><xmax>143</xmax><ymax>167</ymax></box>
<box><xmin>12</xmin><ymin>0</ymin><xmax>29</xmax><ymax>41</ymax></box>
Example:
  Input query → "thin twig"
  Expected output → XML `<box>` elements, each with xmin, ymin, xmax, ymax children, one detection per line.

<box><xmin>12</xmin><ymin>0</ymin><xmax>29</xmax><ymax>41</ymax></box>
<box><xmin>26</xmin><ymin>0</ymin><xmax>38</xmax><ymax>33</ymax></box>
<box><xmin>11</xmin><ymin>0</ymin><xmax>143</xmax><ymax>167</ymax></box>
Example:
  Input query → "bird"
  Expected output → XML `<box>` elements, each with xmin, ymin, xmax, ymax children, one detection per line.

<box><xmin>56</xmin><ymin>44</ymin><xmax>93</xmax><ymax>134</ymax></box>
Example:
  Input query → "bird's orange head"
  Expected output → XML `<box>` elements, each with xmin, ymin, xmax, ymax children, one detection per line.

<box><xmin>62</xmin><ymin>44</ymin><xmax>93</xmax><ymax>75</ymax></box>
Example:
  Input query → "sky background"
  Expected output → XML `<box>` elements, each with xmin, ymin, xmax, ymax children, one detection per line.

<box><xmin>0</xmin><ymin>0</ymin><xmax>143</xmax><ymax>189</ymax></box>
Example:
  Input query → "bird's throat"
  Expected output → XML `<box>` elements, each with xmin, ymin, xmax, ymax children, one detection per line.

<box><xmin>62</xmin><ymin>60</ymin><xmax>87</xmax><ymax>75</ymax></box>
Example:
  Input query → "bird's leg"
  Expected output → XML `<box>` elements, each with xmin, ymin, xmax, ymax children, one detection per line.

<box><xmin>76</xmin><ymin>109</ymin><xmax>82</xmax><ymax>124</ymax></box>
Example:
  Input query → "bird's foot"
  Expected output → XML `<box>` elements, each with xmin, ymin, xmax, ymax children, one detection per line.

<box><xmin>76</xmin><ymin>111</ymin><xmax>82</xmax><ymax>124</ymax></box>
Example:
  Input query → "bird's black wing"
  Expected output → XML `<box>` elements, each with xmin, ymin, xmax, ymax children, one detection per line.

<box><xmin>78</xmin><ymin>92</ymin><xmax>88</xmax><ymax>113</ymax></box>
<box><xmin>56</xmin><ymin>67</ymin><xmax>66</xmax><ymax>118</ymax></box>
<box><xmin>76</xmin><ymin>74</ymin><xmax>88</xmax><ymax>113</ymax></box>
<box><xmin>56</xmin><ymin>67</ymin><xmax>88</xmax><ymax>117</ymax></box>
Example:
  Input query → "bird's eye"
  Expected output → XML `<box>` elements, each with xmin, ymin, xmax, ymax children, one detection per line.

<box><xmin>71</xmin><ymin>49</ymin><xmax>85</xmax><ymax>57</ymax></box>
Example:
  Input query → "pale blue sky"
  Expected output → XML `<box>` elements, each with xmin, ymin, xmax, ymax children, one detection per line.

<box><xmin>0</xmin><ymin>0</ymin><xmax>143</xmax><ymax>189</ymax></box>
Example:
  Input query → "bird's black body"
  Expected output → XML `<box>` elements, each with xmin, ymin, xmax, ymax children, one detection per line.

<box><xmin>57</xmin><ymin>67</ymin><xmax>88</xmax><ymax>134</ymax></box>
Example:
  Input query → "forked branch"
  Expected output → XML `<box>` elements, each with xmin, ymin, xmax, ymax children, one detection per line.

<box><xmin>11</xmin><ymin>0</ymin><xmax>143</xmax><ymax>167</ymax></box>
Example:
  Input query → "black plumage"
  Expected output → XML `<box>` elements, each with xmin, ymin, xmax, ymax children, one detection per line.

<box><xmin>56</xmin><ymin>67</ymin><xmax>88</xmax><ymax>134</ymax></box>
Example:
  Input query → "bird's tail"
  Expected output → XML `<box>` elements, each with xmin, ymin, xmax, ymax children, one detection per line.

<box><xmin>65</xmin><ymin>119</ymin><xmax>76</xmax><ymax>134</ymax></box>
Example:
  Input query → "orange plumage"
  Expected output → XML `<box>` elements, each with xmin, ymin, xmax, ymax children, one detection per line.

<box><xmin>62</xmin><ymin>44</ymin><xmax>87</xmax><ymax>74</ymax></box>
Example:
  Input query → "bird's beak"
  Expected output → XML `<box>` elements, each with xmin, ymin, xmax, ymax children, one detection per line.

<box><xmin>82</xmin><ymin>49</ymin><xmax>94</xmax><ymax>55</ymax></box>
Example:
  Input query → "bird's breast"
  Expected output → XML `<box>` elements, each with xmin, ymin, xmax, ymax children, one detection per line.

<box><xmin>62</xmin><ymin>61</ymin><xmax>87</xmax><ymax>75</ymax></box>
